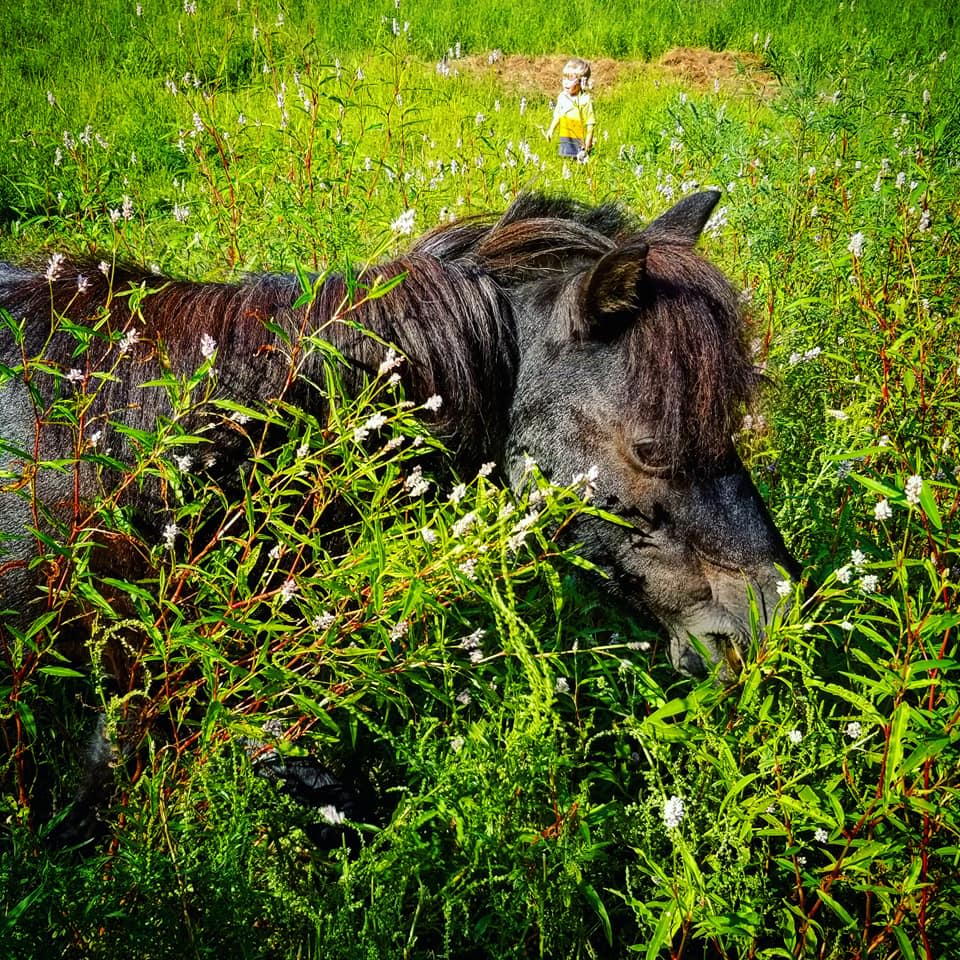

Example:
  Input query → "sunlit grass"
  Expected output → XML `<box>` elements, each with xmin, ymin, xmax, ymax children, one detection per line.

<box><xmin>1</xmin><ymin>1</ymin><xmax>959</xmax><ymax>957</ymax></box>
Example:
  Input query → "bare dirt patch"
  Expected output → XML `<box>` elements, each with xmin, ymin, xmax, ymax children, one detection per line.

<box><xmin>455</xmin><ymin>48</ymin><xmax>777</xmax><ymax>100</ymax></box>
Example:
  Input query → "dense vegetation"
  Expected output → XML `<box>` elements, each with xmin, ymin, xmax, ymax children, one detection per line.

<box><xmin>1</xmin><ymin>1</ymin><xmax>958</xmax><ymax>957</ymax></box>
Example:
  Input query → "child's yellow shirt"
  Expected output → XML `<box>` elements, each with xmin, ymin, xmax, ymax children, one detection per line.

<box><xmin>551</xmin><ymin>91</ymin><xmax>595</xmax><ymax>141</ymax></box>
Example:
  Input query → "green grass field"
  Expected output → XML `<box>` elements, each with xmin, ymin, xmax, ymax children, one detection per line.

<box><xmin>1</xmin><ymin>1</ymin><xmax>959</xmax><ymax>957</ymax></box>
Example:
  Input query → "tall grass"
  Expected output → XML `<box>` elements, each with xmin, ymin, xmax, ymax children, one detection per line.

<box><xmin>1</xmin><ymin>1</ymin><xmax>959</xmax><ymax>957</ymax></box>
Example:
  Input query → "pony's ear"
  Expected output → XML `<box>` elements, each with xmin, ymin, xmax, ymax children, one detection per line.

<box><xmin>577</xmin><ymin>241</ymin><xmax>649</xmax><ymax>340</ymax></box>
<box><xmin>640</xmin><ymin>189</ymin><xmax>721</xmax><ymax>246</ymax></box>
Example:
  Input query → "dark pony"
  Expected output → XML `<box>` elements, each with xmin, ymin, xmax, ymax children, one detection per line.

<box><xmin>1</xmin><ymin>190</ymin><xmax>794</xmax><ymax>677</ymax></box>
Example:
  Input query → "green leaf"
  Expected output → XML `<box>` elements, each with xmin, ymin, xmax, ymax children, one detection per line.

<box><xmin>883</xmin><ymin>703</ymin><xmax>909</xmax><ymax>798</ymax></box>
<box><xmin>899</xmin><ymin>737</ymin><xmax>953</xmax><ymax>777</ymax></box>
<box><xmin>579</xmin><ymin>882</ymin><xmax>612</xmax><ymax>946</ymax></box>
<box><xmin>918</xmin><ymin>481</ymin><xmax>942</xmax><ymax>530</ymax></box>
<box><xmin>815</xmin><ymin>888</ymin><xmax>857</xmax><ymax>929</ymax></box>
<box><xmin>892</xmin><ymin>923</ymin><xmax>918</xmax><ymax>960</ymax></box>
<box><xmin>37</xmin><ymin>666</ymin><xmax>86</xmax><ymax>678</ymax></box>
<box><xmin>851</xmin><ymin>472</ymin><xmax>901</xmax><ymax>500</ymax></box>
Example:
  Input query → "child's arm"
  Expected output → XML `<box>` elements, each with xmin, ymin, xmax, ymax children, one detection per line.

<box><xmin>583</xmin><ymin>96</ymin><xmax>596</xmax><ymax>151</ymax></box>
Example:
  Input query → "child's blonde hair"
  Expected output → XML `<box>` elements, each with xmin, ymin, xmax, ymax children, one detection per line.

<box><xmin>562</xmin><ymin>58</ymin><xmax>591</xmax><ymax>82</ymax></box>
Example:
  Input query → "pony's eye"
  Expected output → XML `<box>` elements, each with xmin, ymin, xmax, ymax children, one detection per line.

<box><xmin>630</xmin><ymin>438</ymin><xmax>661</xmax><ymax>468</ymax></box>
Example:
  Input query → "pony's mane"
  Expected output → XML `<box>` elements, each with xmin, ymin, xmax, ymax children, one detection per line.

<box><xmin>418</xmin><ymin>193</ymin><xmax>759</xmax><ymax>469</ymax></box>
<box><xmin>2</xmin><ymin>192</ymin><xmax>757</xmax><ymax>473</ymax></box>
<box><xmin>2</xmin><ymin>252</ymin><xmax>518</xmax><ymax>468</ymax></box>
<box><xmin>621</xmin><ymin>246</ymin><xmax>759</xmax><ymax>470</ymax></box>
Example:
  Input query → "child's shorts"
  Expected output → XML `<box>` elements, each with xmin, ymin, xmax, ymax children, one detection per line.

<box><xmin>558</xmin><ymin>137</ymin><xmax>584</xmax><ymax>157</ymax></box>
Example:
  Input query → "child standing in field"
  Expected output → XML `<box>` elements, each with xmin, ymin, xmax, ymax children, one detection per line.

<box><xmin>545</xmin><ymin>58</ymin><xmax>595</xmax><ymax>161</ymax></box>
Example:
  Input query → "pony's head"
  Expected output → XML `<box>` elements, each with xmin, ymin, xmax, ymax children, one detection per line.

<box><xmin>456</xmin><ymin>191</ymin><xmax>797</xmax><ymax>674</ymax></box>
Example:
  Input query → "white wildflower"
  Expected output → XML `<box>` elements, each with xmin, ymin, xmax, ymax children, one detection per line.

<box><xmin>776</xmin><ymin>578</ymin><xmax>792</xmax><ymax>598</ymax></box>
<box><xmin>508</xmin><ymin>510</ymin><xmax>539</xmax><ymax>551</ymax></box>
<box><xmin>45</xmin><ymin>252</ymin><xmax>65</xmax><ymax>281</ymax></box>
<box><xmin>845</xmin><ymin>721</ymin><xmax>862</xmax><ymax>739</ymax></box>
<box><xmin>788</xmin><ymin>728</ymin><xmax>803</xmax><ymax>744</ymax></box>
<box><xmin>835</xmin><ymin>565</ymin><xmax>853</xmax><ymax>585</ymax></box>
<box><xmin>581</xmin><ymin>463</ymin><xmax>600</xmax><ymax>500</ymax></box>
<box><xmin>814</xmin><ymin>827</ymin><xmax>829</xmax><ymax>843</ymax></box>
<box><xmin>378</xmin><ymin>348</ymin><xmax>403</xmax><ymax>375</ymax></box>
<box><xmin>404</xmin><ymin>465</ymin><xmax>431</xmax><ymax>498</ymax></box>
<box><xmin>874</xmin><ymin>498</ymin><xmax>892</xmax><ymax>521</ymax></box>
<box><xmin>477</xmin><ymin>461</ymin><xmax>495</xmax><ymax>478</ymax></box>
<box><xmin>391</xmin><ymin>208</ymin><xmax>415</xmax><ymax>235</ymax></box>
<box><xmin>860</xmin><ymin>574</ymin><xmax>879</xmax><ymax>593</ymax></box>
<box><xmin>420</xmin><ymin>527</ymin><xmax>437</xmax><ymax>544</ymax></box>
<box><xmin>162</xmin><ymin>522</ymin><xmax>179</xmax><ymax>549</ymax></box>
<box><xmin>850</xmin><ymin>549</ymin><xmax>867</xmax><ymax>569</ymax></box>
<box><xmin>423</xmin><ymin>394</ymin><xmax>443</xmax><ymax>412</ymax></box>
<box><xmin>555</xmin><ymin>677</ymin><xmax>570</xmax><ymax>695</ymax></box>
<box><xmin>389</xmin><ymin>620</ymin><xmax>409</xmax><ymax>642</ymax></box>
<box><xmin>847</xmin><ymin>232</ymin><xmax>865</xmax><ymax>258</ymax></box>
<box><xmin>200</xmin><ymin>332</ymin><xmax>216</xmax><ymax>360</ymax></box>
<box><xmin>451</xmin><ymin>511</ymin><xmax>476</xmax><ymax>539</ymax></box>
<box><xmin>278</xmin><ymin>578</ymin><xmax>297</xmax><ymax>604</ymax></box>
<box><xmin>448</xmin><ymin>483</ymin><xmax>467</xmax><ymax>504</ymax></box>
<box><xmin>460</xmin><ymin>629</ymin><xmax>485</xmax><ymax>652</ymax></box>
<box><xmin>353</xmin><ymin>412</ymin><xmax>388</xmax><ymax>442</ymax></box>
<box><xmin>173</xmin><ymin>453</ymin><xmax>192</xmax><ymax>472</ymax></box>
<box><xmin>117</xmin><ymin>329</ymin><xmax>140</xmax><ymax>355</ymax></box>
<box><xmin>65</xmin><ymin>368</ymin><xmax>84</xmax><ymax>383</ymax></box>
<box><xmin>905</xmin><ymin>474</ymin><xmax>923</xmax><ymax>505</ymax></box>
<box><xmin>319</xmin><ymin>804</ymin><xmax>344</xmax><ymax>825</ymax></box>
<box><xmin>662</xmin><ymin>795</ymin><xmax>685</xmax><ymax>830</ymax></box>
<box><xmin>312</xmin><ymin>611</ymin><xmax>336</xmax><ymax>631</ymax></box>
